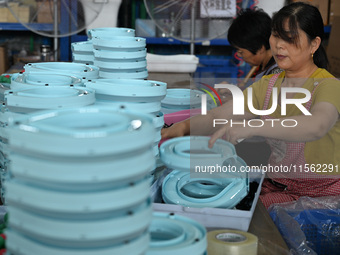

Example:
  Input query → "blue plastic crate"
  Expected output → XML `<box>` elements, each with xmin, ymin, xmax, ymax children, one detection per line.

<box><xmin>195</xmin><ymin>55</ymin><xmax>250</xmax><ymax>79</ymax></box>
<box><xmin>270</xmin><ymin>208</ymin><xmax>340</xmax><ymax>255</ymax></box>
<box><xmin>198</xmin><ymin>55</ymin><xmax>235</xmax><ymax>67</ymax></box>
<box><xmin>296</xmin><ymin>209</ymin><xmax>340</xmax><ymax>255</ymax></box>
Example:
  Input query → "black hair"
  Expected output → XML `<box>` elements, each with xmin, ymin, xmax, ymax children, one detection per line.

<box><xmin>272</xmin><ymin>2</ymin><xmax>328</xmax><ymax>69</ymax></box>
<box><xmin>228</xmin><ymin>8</ymin><xmax>272</xmax><ymax>55</ymax></box>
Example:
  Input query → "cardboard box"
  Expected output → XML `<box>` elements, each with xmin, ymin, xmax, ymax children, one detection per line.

<box><xmin>0</xmin><ymin>7</ymin><xmax>8</xmax><ymax>22</ymax></box>
<box><xmin>290</xmin><ymin>0</ymin><xmax>330</xmax><ymax>25</ymax></box>
<box><xmin>37</xmin><ymin>0</ymin><xmax>59</xmax><ymax>23</ymax></box>
<box><xmin>0</xmin><ymin>46</ymin><xmax>9</xmax><ymax>75</ymax></box>
<box><xmin>6</xmin><ymin>2</ymin><xmax>20</xmax><ymax>23</ymax></box>
<box><xmin>18</xmin><ymin>5</ymin><xmax>33</xmax><ymax>23</ymax></box>
<box><xmin>0</xmin><ymin>3</ymin><xmax>33</xmax><ymax>23</ymax></box>
<box><xmin>327</xmin><ymin>16</ymin><xmax>340</xmax><ymax>78</ymax></box>
<box><xmin>13</xmin><ymin>54</ymin><xmax>40</xmax><ymax>65</ymax></box>
<box><xmin>329</xmin><ymin>0</ymin><xmax>340</xmax><ymax>24</ymax></box>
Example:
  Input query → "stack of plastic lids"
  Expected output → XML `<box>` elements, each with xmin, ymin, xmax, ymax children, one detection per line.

<box><xmin>71</xmin><ymin>41</ymin><xmax>95</xmax><ymax>65</ymax></box>
<box><xmin>161</xmin><ymin>88</ymin><xmax>215</xmax><ymax>114</ymax></box>
<box><xmin>146</xmin><ymin>212</ymin><xmax>207</xmax><ymax>255</ymax></box>
<box><xmin>0</xmin><ymin>74</ymin><xmax>96</xmax><ymax>204</ymax></box>
<box><xmin>71</xmin><ymin>27</ymin><xmax>136</xmax><ymax>66</ymax></box>
<box><xmin>23</xmin><ymin>62</ymin><xmax>100</xmax><ymax>81</ymax></box>
<box><xmin>85</xmin><ymin>78</ymin><xmax>167</xmax><ymax>177</ymax></box>
<box><xmin>159</xmin><ymin>136</ymin><xmax>249</xmax><ymax>209</ymax></box>
<box><xmin>4</xmin><ymin>106</ymin><xmax>156</xmax><ymax>254</ymax></box>
<box><xmin>88</xmin><ymin>28</ymin><xmax>147</xmax><ymax>79</ymax></box>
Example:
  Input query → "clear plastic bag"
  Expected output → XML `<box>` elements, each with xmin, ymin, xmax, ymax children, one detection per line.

<box><xmin>0</xmin><ymin>205</ymin><xmax>6</xmax><ymax>224</ymax></box>
<box><xmin>268</xmin><ymin>196</ymin><xmax>340</xmax><ymax>255</ymax></box>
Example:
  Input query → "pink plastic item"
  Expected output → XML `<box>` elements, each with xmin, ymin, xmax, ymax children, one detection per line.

<box><xmin>159</xmin><ymin>108</ymin><xmax>201</xmax><ymax>147</ymax></box>
<box><xmin>163</xmin><ymin>108</ymin><xmax>201</xmax><ymax>125</ymax></box>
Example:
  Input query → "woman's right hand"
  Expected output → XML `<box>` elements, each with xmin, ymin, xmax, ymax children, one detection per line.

<box><xmin>215</xmin><ymin>82</ymin><xmax>236</xmax><ymax>104</ymax></box>
<box><xmin>161</xmin><ymin>121</ymin><xmax>189</xmax><ymax>140</ymax></box>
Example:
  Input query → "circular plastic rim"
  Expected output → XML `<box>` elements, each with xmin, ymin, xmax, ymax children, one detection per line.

<box><xmin>85</xmin><ymin>79</ymin><xmax>166</xmax><ymax>101</ymax></box>
<box><xmin>159</xmin><ymin>136</ymin><xmax>237</xmax><ymax>171</ymax></box>
<box><xmin>72</xmin><ymin>54</ymin><xmax>95</xmax><ymax>63</ymax></box>
<box><xmin>92</xmin><ymin>36</ymin><xmax>146</xmax><ymax>51</ymax></box>
<box><xmin>94</xmin><ymin>59</ymin><xmax>147</xmax><ymax>70</ymax></box>
<box><xmin>87</xmin><ymin>27</ymin><xmax>135</xmax><ymax>39</ymax></box>
<box><xmin>6</xmin><ymin>229</ymin><xmax>149</xmax><ymax>255</ymax></box>
<box><xmin>5</xmin><ymin>87</ymin><xmax>95</xmax><ymax>110</ymax></box>
<box><xmin>147</xmin><ymin>212</ymin><xmax>206</xmax><ymax>255</ymax></box>
<box><xmin>94</xmin><ymin>101</ymin><xmax>161</xmax><ymax>115</ymax></box>
<box><xmin>9</xmin><ymin>149</ymin><xmax>155</xmax><ymax>190</ymax></box>
<box><xmin>99</xmin><ymin>69</ymin><xmax>148</xmax><ymax>79</ymax></box>
<box><xmin>162</xmin><ymin>170</ymin><xmax>248</xmax><ymax>208</ymax></box>
<box><xmin>153</xmin><ymin>112</ymin><xmax>164</xmax><ymax>131</ymax></box>
<box><xmin>179</xmin><ymin>181</ymin><xmax>225</xmax><ymax>198</ymax></box>
<box><xmin>7</xmin><ymin>106</ymin><xmax>156</xmax><ymax>156</ymax></box>
<box><xmin>93</xmin><ymin>48</ymin><xmax>147</xmax><ymax>60</ymax></box>
<box><xmin>24</xmin><ymin>62</ymin><xmax>99</xmax><ymax>80</ymax></box>
<box><xmin>7</xmin><ymin>200</ymin><xmax>152</xmax><ymax>246</ymax></box>
<box><xmin>71</xmin><ymin>41</ymin><xmax>94</xmax><ymax>53</ymax></box>
<box><xmin>10</xmin><ymin>73</ymin><xmax>84</xmax><ymax>89</ymax></box>
<box><xmin>161</xmin><ymin>89</ymin><xmax>204</xmax><ymax>106</ymax></box>
<box><xmin>73</xmin><ymin>60</ymin><xmax>94</xmax><ymax>65</ymax></box>
<box><xmin>5</xmin><ymin>177</ymin><xmax>151</xmax><ymax>215</ymax></box>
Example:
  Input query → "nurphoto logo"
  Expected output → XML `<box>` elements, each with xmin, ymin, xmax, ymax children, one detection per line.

<box><xmin>200</xmin><ymin>84</ymin><xmax>312</xmax><ymax>128</ymax></box>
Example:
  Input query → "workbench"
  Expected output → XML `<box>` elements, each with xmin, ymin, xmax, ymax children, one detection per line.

<box><xmin>249</xmin><ymin>200</ymin><xmax>290</xmax><ymax>255</ymax></box>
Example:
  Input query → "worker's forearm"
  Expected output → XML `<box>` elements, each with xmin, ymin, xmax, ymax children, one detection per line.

<box><xmin>254</xmin><ymin>102</ymin><xmax>338</xmax><ymax>142</ymax></box>
<box><xmin>189</xmin><ymin>112</ymin><xmax>217</xmax><ymax>136</ymax></box>
<box><xmin>162</xmin><ymin>100</ymin><xmax>255</xmax><ymax>140</ymax></box>
<box><xmin>254</xmin><ymin>115</ymin><xmax>332</xmax><ymax>142</ymax></box>
<box><xmin>191</xmin><ymin>101</ymin><xmax>254</xmax><ymax>136</ymax></box>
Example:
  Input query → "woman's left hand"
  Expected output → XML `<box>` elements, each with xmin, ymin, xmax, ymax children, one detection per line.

<box><xmin>208</xmin><ymin>124</ymin><xmax>254</xmax><ymax>147</ymax></box>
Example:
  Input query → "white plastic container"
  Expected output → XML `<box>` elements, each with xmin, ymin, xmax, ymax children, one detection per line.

<box><xmin>152</xmin><ymin>171</ymin><xmax>264</xmax><ymax>231</ymax></box>
<box><xmin>80</xmin><ymin>0</ymin><xmax>122</xmax><ymax>31</ymax></box>
<box><xmin>256</xmin><ymin>0</ymin><xmax>286</xmax><ymax>17</ymax></box>
<box><xmin>146</xmin><ymin>53</ymin><xmax>199</xmax><ymax>73</ymax></box>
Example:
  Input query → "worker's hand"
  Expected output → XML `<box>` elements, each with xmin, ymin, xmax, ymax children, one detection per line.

<box><xmin>215</xmin><ymin>81</ymin><xmax>235</xmax><ymax>104</ymax></box>
<box><xmin>208</xmin><ymin>124</ymin><xmax>253</xmax><ymax>148</ymax></box>
<box><xmin>161</xmin><ymin>121</ymin><xmax>188</xmax><ymax>140</ymax></box>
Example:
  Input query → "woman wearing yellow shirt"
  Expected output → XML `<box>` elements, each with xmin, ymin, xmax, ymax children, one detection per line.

<box><xmin>162</xmin><ymin>2</ymin><xmax>340</xmax><ymax>208</ymax></box>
